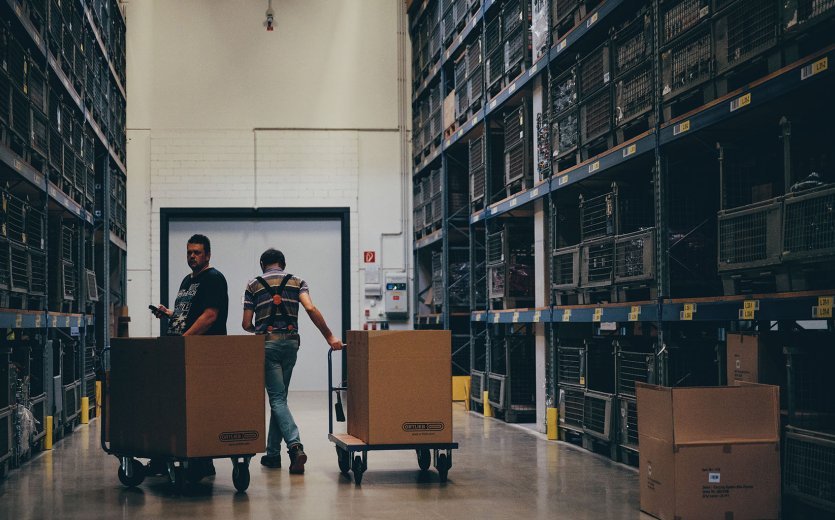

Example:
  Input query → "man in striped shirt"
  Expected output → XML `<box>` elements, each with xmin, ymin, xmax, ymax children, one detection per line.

<box><xmin>242</xmin><ymin>248</ymin><xmax>342</xmax><ymax>474</ymax></box>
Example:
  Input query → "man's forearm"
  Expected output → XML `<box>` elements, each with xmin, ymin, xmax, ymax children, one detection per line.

<box><xmin>184</xmin><ymin>309</ymin><xmax>218</xmax><ymax>336</ymax></box>
<box><xmin>307</xmin><ymin>307</ymin><xmax>333</xmax><ymax>340</ymax></box>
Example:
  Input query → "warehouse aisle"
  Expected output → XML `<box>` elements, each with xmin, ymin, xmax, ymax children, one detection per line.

<box><xmin>0</xmin><ymin>394</ymin><xmax>643</xmax><ymax>519</ymax></box>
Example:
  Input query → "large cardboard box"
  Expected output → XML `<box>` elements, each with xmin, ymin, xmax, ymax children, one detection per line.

<box><xmin>346</xmin><ymin>330</ymin><xmax>452</xmax><ymax>445</ymax></box>
<box><xmin>726</xmin><ymin>333</ymin><xmax>782</xmax><ymax>385</ymax></box>
<box><xmin>637</xmin><ymin>383</ymin><xmax>781</xmax><ymax>520</ymax></box>
<box><xmin>109</xmin><ymin>336</ymin><xmax>266</xmax><ymax>458</ymax></box>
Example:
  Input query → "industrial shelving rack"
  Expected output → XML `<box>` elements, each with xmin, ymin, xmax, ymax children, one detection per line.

<box><xmin>411</xmin><ymin>0</ymin><xmax>835</xmax><ymax>514</ymax></box>
<box><xmin>0</xmin><ymin>0</ymin><xmax>126</xmax><ymax>478</ymax></box>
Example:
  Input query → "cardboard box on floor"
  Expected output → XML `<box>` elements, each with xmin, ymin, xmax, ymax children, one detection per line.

<box><xmin>109</xmin><ymin>336</ymin><xmax>266</xmax><ymax>458</ymax></box>
<box><xmin>726</xmin><ymin>333</ymin><xmax>782</xmax><ymax>385</ymax></box>
<box><xmin>346</xmin><ymin>330</ymin><xmax>452</xmax><ymax>445</ymax></box>
<box><xmin>637</xmin><ymin>382</ymin><xmax>781</xmax><ymax>520</ymax></box>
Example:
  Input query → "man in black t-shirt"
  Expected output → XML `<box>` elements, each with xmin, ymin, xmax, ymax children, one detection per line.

<box><xmin>155</xmin><ymin>234</ymin><xmax>228</xmax><ymax>336</ymax></box>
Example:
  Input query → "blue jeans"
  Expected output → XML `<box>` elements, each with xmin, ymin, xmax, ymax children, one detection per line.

<box><xmin>265</xmin><ymin>339</ymin><xmax>301</xmax><ymax>456</ymax></box>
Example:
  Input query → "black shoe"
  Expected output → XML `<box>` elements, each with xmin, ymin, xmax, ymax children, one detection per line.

<box><xmin>260</xmin><ymin>454</ymin><xmax>281</xmax><ymax>469</ymax></box>
<box><xmin>288</xmin><ymin>444</ymin><xmax>307</xmax><ymax>474</ymax></box>
<box><xmin>206</xmin><ymin>460</ymin><xmax>216</xmax><ymax>476</ymax></box>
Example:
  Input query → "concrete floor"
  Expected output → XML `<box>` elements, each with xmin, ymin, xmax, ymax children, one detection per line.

<box><xmin>0</xmin><ymin>393</ymin><xmax>646</xmax><ymax>519</ymax></box>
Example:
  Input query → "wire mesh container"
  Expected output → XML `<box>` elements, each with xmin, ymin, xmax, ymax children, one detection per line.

<box><xmin>581</xmin><ymin>238</ymin><xmax>615</xmax><ymax>287</ymax></box>
<box><xmin>31</xmin><ymin>108</ymin><xmax>49</xmax><ymax>158</ymax></box>
<box><xmin>442</xmin><ymin>3</ymin><xmax>456</xmax><ymax>43</ymax></box>
<box><xmin>469</xmin><ymin>136</ymin><xmax>486</xmax><ymax>203</ymax></box>
<box><xmin>27</xmin><ymin>61</ymin><xmax>47</xmax><ymax>115</ymax></box>
<box><xmin>550</xmin><ymin>67</ymin><xmax>578</xmax><ymax>116</ymax></box>
<box><xmin>503</xmin><ymin>0</ymin><xmax>526</xmax><ymax>35</ymax></box>
<box><xmin>557</xmin><ymin>339</ymin><xmax>586</xmax><ymax>386</ymax></box>
<box><xmin>661</xmin><ymin>0</ymin><xmax>710</xmax><ymax>45</ymax></box>
<box><xmin>619</xmin><ymin>398</ymin><xmax>639</xmax><ymax>449</ymax></box>
<box><xmin>579</xmin><ymin>43</ymin><xmax>611</xmax><ymax>99</ymax></box>
<box><xmin>717</xmin><ymin>200</ymin><xmax>783</xmax><ymax>271</ymax></box>
<box><xmin>586</xmin><ymin>336</ymin><xmax>616</xmax><ymax>393</ymax></box>
<box><xmin>7</xmin><ymin>33</ymin><xmax>27</xmax><ymax>93</ymax></box>
<box><xmin>0</xmin><ymin>73</ymin><xmax>10</xmax><ymax>127</ymax></box>
<box><xmin>470</xmin><ymin>369</ymin><xmax>485</xmax><ymax>402</ymax></box>
<box><xmin>786</xmin><ymin>0</ymin><xmax>835</xmax><ymax>30</ymax></box>
<box><xmin>615</xmin><ymin>338</ymin><xmax>655</xmax><ymax>397</ymax></box>
<box><xmin>10</xmin><ymin>242</ymin><xmax>28</xmax><ymax>292</ymax></box>
<box><xmin>661</xmin><ymin>24</ymin><xmax>712</xmax><ymax>100</ymax></box>
<box><xmin>7</xmin><ymin>195</ymin><xmax>26</xmax><ymax>245</ymax></box>
<box><xmin>487</xmin><ymin>229</ymin><xmax>504</xmax><ymax>265</ymax></box>
<box><xmin>455</xmin><ymin>55</ymin><xmax>469</xmax><ymax>119</ymax></box>
<box><xmin>551</xmin><ymin>108</ymin><xmax>580</xmax><ymax>159</ymax></box>
<box><xmin>26</xmin><ymin>203</ymin><xmax>45</xmax><ymax>251</ymax></box>
<box><xmin>782</xmin><ymin>185</ymin><xmax>835</xmax><ymax>261</ymax></box>
<box><xmin>580</xmin><ymin>86</ymin><xmax>612</xmax><ymax>143</ymax></box>
<box><xmin>552</xmin><ymin>0</ymin><xmax>579</xmax><ymax>27</ymax></box>
<box><xmin>11</xmin><ymin>88</ymin><xmax>29</xmax><ymax>141</ymax></box>
<box><xmin>0</xmin><ymin>238</ymin><xmax>10</xmax><ymax>291</ymax></box>
<box><xmin>486</xmin><ymin>48</ymin><xmax>504</xmax><ymax>93</ymax></box>
<box><xmin>580</xmin><ymin>190</ymin><xmax>616</xmax><ymax>240</ymax></box>
<box><xmin>713</xmin><ymin>0</ymin><xmax>779</xmax><ymax>74</ymax></box>
<box><xmin>784</xmin><ymin>426</ymin><xmax>835</xmax><ymax>512</ymax></box>
<box><xmin>503</xmin><ymin>24</ymin><xmax>529</xmax><ymax>74</ymax></box>
<box><xmin>560</xmin><ymin>385</ymin><xmax>585</xmax><ymax>430</ymax></box>
<box><xmin>613</xmin><ymin>8</ymin><xmax>653</xmax><ymax>78</ymax></box>
<box><xmin>584</xmin><ymin>390</ymin><xmax>614</xmax><ymax>440</ymax></box>
<box><xmin>614</xmin><ymin>229</ymin><xmax>655</xmax><ymax>283</ymax></box>
<box><xmin>552</xmin><ymin>245</ymin><xmax>580</xmax><ymax>289</ymax></box>
<box><xmin>30</xmin><ymin>250</ymin><xmax>46</xmax><ymax>295</ymax></box>
<box><xmin>615</xmin><ymin>63</ymin><xmax>653</xmax><ymax>126</ymax></box>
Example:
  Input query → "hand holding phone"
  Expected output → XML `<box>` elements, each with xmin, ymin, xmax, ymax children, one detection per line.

<box><xmin>149</xmin><ymin>305</ymin><xmax>168</xmax><ymax>319</ymax></box>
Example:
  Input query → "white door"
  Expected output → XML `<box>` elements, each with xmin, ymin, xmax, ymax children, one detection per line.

<box><xmin>168</xmin><ymin>218</ymin><xmax>343</xmax><ymax>391</ymax></box>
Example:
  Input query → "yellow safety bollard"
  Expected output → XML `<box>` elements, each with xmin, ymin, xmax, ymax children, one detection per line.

<box><xmin>45</xmin><ymin>416</ymin><xmax>53</xmax><ymax>450</ymax></box>
<box><xmin>95</xmin><ymin>381</ymin><xmax>102</xmax><ymax>418</ymax></box>
<box><xmin>81</xmin><ymin>397</ymin><xmax>89</xmax><ymax>424</ymax></box>
<box><xmin>483</xmin><ymin>391</ymin><xmax>493</xmax><ymax>417</ymax></box>
<box><xmin>463</xmin><ymin>380</ymin><xmax>470</xmax><ymax>411</ymax></box>
<box><xmin>546</xmin><ymin>407</ymin><xmax>558</xmax><ymax>440</ymax></box>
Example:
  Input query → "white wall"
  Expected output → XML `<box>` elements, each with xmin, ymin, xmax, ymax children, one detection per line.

<box><xmin>125</xmin><ymin>0</ymin><xmax>411</xmax><ymax>338</ymax></box>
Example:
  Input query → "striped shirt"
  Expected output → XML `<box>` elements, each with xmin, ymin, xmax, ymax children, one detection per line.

<box><xmin>243</xmin><ymin>268</ymin><xmax>309</xmax><ymax>334</ymax></box>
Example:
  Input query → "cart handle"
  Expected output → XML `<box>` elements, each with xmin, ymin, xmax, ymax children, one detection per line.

<box><xmin>328</xmin><ymin>346</ymin><xmax>347</xmax><ymax>435</ymax></box>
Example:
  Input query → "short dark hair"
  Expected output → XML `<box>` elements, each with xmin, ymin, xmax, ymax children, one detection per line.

<box><xmin>188</xmin><ymin>234</ymin><xmax>211</xmax><ymax>255</ymax></box>
<box><xmin>260</xmin><ymin>248</ymin><xmax>286</xmax><ymax>269</ymax></box>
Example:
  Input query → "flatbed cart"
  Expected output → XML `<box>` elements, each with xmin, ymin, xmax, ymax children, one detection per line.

<box><xmin>99</xmin><ymin>349</ymin><xmax>255</xmax><ymax>493</ymax></box>
<box><xmin>327</xmin><ymin>347</ymin><xmax>459</xmax><ymax>484</ymax></box>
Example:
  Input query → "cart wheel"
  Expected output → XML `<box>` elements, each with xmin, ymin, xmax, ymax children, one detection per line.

<box><xmin>416</xmin><ymin>449</ymin><xmax>431</xmax><ymax>471</ymax></box>
<box><xmin>351</xmin><ymin>455</ymin><xmax>364</xmax><ymax>485</ymax></box>
<box><xmin>336</xmin><ymin>447</ymin><xmax>350</xmax><ymax>475</ymax></box>
<box><xmin>232</xmin><ymin>461</ymin><xmax>251</xmax><ymax>492</ymax></box>
<box><xmin>185</xmin><ymin>461</ymin><xmax>204</xmax><ymax>484</ymax></box>
<box><xmin>118</xmin><ymin>458</ymin><xmax>145</xmax><ymax>487</ymax></box>
<box><xmin>436</xmin><ymin>453</ymin><xmax>449</xmax><ymax>483</ymax></box>
<box><xmin>168</xmin><ymin>464</ymin><xmax>185</xmax><ymax>493</ymax></box>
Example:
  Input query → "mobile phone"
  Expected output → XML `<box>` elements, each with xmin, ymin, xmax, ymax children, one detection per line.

<box><xmin>149</xmin><ymin>305</ymin><xmax>164</xmax><ymax>317</ymax></box>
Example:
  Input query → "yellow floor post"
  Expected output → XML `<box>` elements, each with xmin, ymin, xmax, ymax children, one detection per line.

<box><xmin>45</xmin><ymin>416</ymin><xmax>53</xmax><ymax>450</ymax></box>
<box><xmin>546</xmin><ymin>407</ymin><xmax>558</xmax><ymax>440</ymax></box>
<box><xmin>81</xmin><ymin>397</ymin><xmax>89</xmax><ymax>424</ymax></box>
<box><xmin>95</xmin><ymin>381</ymin><xmax>102</xmax><ymax>418</ymax></box>
<box><xmin>483</xmin><ymin>391</ymin><xmax>493</xmax><ymax>417</ymax></box>
<box><xmin>463</xmin><ymin>380</ymin><xmax>470</xmax><ymax>411</ymax></box>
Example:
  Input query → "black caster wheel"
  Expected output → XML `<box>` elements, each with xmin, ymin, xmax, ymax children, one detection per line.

<box><xmin>336</xmin><ymin>447</ymin><xmax>350</xmax><ymax>475</ymax></box>
<box><xmin>416</xmin><ymin>449</ymin><xmax>431</xmax><ymax>471</ymax></box>
<box><xmin>118</xmin><ymin>458</ymin><xmax>145</xmax><ymax>487</ymax></box>
<box><xmin>185</xmin><ymin>461</ymin><xmax>205</xmax><ymax>484</ymax></box>
<box><xmin>168</xmin><ymin>464</ymin><xmax>185</xmax><ymax>493</ymax></box>
<box><xmin>351</xmin><ymin>455</ymin><xmax>365</xmax><ymax>485</ymax></box>
<box><xmin>232</xmin><ymin>461</ymin><xmax>250</xmax><ymax>492</ymax></box>
<box><xmin>436</xmin><ymin>453</ymin><xmax>449</xmax><ymax>483</ymax></box>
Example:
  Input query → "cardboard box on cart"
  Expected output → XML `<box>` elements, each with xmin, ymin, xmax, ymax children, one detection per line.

<box><xmin>346</xmin><ymin>330</ymin><xmax>452</xmax><ymax>445</ymax></box>
<box><xmin>636</xmin><ymin>382</ymin><xmax>781</xmax><ymax>520</ymax></box>
<box><xmin>109</xmin><ymin>336</ymin><xmax>266</xmax><ymax>458</ymax></box>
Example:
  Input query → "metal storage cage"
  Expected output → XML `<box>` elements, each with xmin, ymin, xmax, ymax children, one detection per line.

<box><xmin>531</xmin><ymin>0</ymin><xmax>549</xmax><ymax>62</ymax></box>
<box><xmin>713</xmin><ymin>0</ymin><xmax>780</xmax><ymax>74</ymax></box>
<box><xmin>503</xmin><ymin>19</ymin><xmax>531</xmax><ymax>80</ymax></box>
<box><xmin>485</xmin><ymin>15</ymin><xmax>503</xmax><ymax>94</ymax></box>
<box><xmin>660</xmin><ymin>23</ymin><xmax>713</xmax><ymax>101</ymax></box>
<box><xmin>10</xmin><ymin>88</ymin><xmax>30</xmax><ymax>148</ymax></box>
<box><xmin>487</xmin><ymin>223</ymin><xmax>535</xmax><ymax>308</ymax></box>
<box><xmin>615</xmin><ymin>63</ymin><xmax>653</xmax><ymax>127</ymax></box>
<box><xmin>467</xmin><ymin>38</ymin><xmax>484</xmax><ymax>110</ymax></box>
<box><xmin>455</xmin><ymin>54</ymin><xmax>469</xmax><ymax>122</ymax></box>
<box><xmin>580</xmin><ymin>183</ymin><xmax>654</xmax><ymax>240</ymax></box>
<box><xmin>717</xmin><ymin>199</ymin><xmax>783</xmax><ymax>272</ymax></box>
<box><xmin>581</xmin><ymin>237</ymin><xmax>615</xmax><ymax>289</ymax></box>
<box><xmin>550</xmin><ymin>66</ymin><xmax>578</xmax><ymax>116</ymax></box>
<box><xmin>618</xmin><ymin>397</ymin><xmax>639</xmax><ymax>452</ymax></box>
<box><xmin>469</xmin><ymin>135</ymin><xmax>486</xmax><ymax>205</ymax></box>
<box><xmin>559</xmin><ymin>385</ymin><xmax>585</xmax><ymax>432</ymax></box>
<box><xmin>448</xmin><ymin>248</ymin><xmax>471</xmax><ymax>308</ymax></box>
<box><xmin>784</xmin><ymin>426</ymin><xmax>835</xmax><ymax>513</ymax></box>
<box><xmin>60</xmin><ymin>339</ymin><xmax>81</xmax><ymax>427</ymax></box>
<box><xmin>503</xmin><ymin>102</ymin><xmax>532</xmax><ymax>196</ymax></box>
<box><xmin>552</xmin><ymin>245</ymin><xmax>580</xmax><ymax>291</ymax></box>
<box><xmin>27</xmin><ymin>61</ymin><xmax>48</xmax><ymax>115</ymax></box>
<box><xmin>614</xmin><ymin>229</ymin><xmax>655</xmax><ymax>284</ymax></box>
<box><xmin>536</xmin><ymin>111</ymin><xmax>551</xmax><ymax>180</ymax></box>
<box><xmin>557</xmin><ymin>338</ymin><xmax>586</xmax><ymax>387</ymax></box>
<box><xmin>660</xmin><ymin>0</ymin><xmax>711</xmax><ymax>46</ymax></box>
<box><xmin>580</xmin><ymin>86</ymin><xmax>612</xmax><ymax>145</ymax></box>
<box><xmin>783</xmin><ymin>0</ymin><xmax>835</xmax><ymax>32</ymax></box>
<box><xmin>551</xmin><ymin>0</ymin><xmax>579</xmax><ymax>36</ymax></box>
<box><xmin>488</xmin><ymin>332</ymin><xmax>536</xmax><ymax>422</ymax></box>
<box><xmin>442</xmin><ymin>0</ymin><xmax>456</xmax><ymax>44</ymax></box>
<box><xmin>781</xmin><ymin>184</ymin><xmax>835</xmax><ymax>263</ymax></box>
<box><xmin>583</xmin><ymin>390</ymin><xmax>614</xmax><ymax>442</ymax></box>
<box><xmin>0</xmin><ymin>407</ymin><xmax>11</xmax><ymax>473</ymax></box>
<box><xmin>579</xmin><ymin>42</ymin><xmax>611</xmax><ymax>100</ymax></box>
<box><xmin>612</xmin><ymin>7</ymin><xmax>653</xmax><ymax>78</ymax></box>
<box><xmin>551</xmin><ymin>108</ymin><xmax>579</xmax><ymax>160</ymax></box>
<box><xmin>615</xmin><ymin>337</ymin><xmax>655</xmax><ymax>397</ymax></box>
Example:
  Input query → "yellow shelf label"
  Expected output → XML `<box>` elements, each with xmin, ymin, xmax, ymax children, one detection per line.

<box><xmin>493</xmin><ymin>313</ymin><xmax>500</xmax><ymax>323</ymax></box>
<box><xmin>533</xmin><ymin>311</ymin><xmax>541</xmax><ymax>323</ymax></box>
<box><xmin>673</xmin><ymin>120</ymin><xmax>691</xmax><ymax>135</ymax></box>
<box><xmin>15</xmin><ymin>314</ymin><xmax>22</xmax><ymax>328</ymax></box>
<box><xmin>512</xmin><ymin>312</ymin><xmax>520</xmax><ymax>323</ymax></box>
<box><xmin>562</xmin><ymin>309</ymin><xmax>571</xmax><ymax>322</ymax></box>
<box><xmin>681</xmin><ymin>310</ymin><xmax>694</xmax><ymax>321</ymax></box>
<box><xmin>802</xmin><ymin>57</ymin><xmax>829</xmax><ymax>80</ymax></box>
<box><xmin>558</xmin><ymin>39</ymin><xmax>567</xmax><ymax>51</ymax></box>
<box><xmin>34</xmin><ymin>315</ymin><xmax>42</xmax><ymax>328</ymax></box>
<box><xmin>684</xmin><ymin>303</ymin><xmax>697</xmax><ymax>312</ymax></box>
<box><xmin>628</xmin><ymin>312</ymin><xmax>639</xmax><ymax>322</ymax></box>
<box><xmin>743</xmin><ymin>300</ymin><xmax>760</xmax><ymax>311</ymax></box>
<box><xmin>623</xmin><ymin>144</ymin><xmax>637</xmax><ymax>158</ymax></box>
<box><xmin>740</xmin><ymin>308</ymin><xmax>756</xmax><ymax>320</ymax></box>
<box><xmin>589</xmin><ymin>161</ymin><xmax>600</xmax><ymax>173</ymax></box>
<box><xmin>814</xmin><ymin>306</ymin><xmax>833</xmax><ymax>318</ymax></box>
<box><xmin>730</xmin><ymin>93</ymin><xmax>752</xmax><ymax>112</ymax></box>
<box><xmin>818</xmin><ymin>296</ymin><xmax>833</xmax><ymax>307</ymax></box>
<box><xmin>475</xmin><ymin>313</ymin><xmax>482</xmax><ymax>321</ymax></box>
<box><xmin>579</xmin><ymin>376</ymin><xmax>585</xmax><ymax>386</ymax></box>
<box><xmin>559</xmin><ymin>175</ymin><xmax>569</xmax><ymax>186</ymax></box>
<box><xmin>593</xmin><ymin>308</ymin><xmax>603</xmax><ymax>322</ymax></box>
<box><xmin>587</xmin><ymin>12</ymin><xmax>598</xmax><ymax>27</ymax></box>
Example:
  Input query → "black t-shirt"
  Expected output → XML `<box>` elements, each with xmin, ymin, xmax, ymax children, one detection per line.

<box><xmin>166</xmin><ymin>267</ymin><xmax>229</xmax><ymax>336</ymax></box>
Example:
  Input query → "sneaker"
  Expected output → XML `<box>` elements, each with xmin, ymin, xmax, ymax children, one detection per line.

<box><xmin>288</xmin><ymin>444</ymin><xmax>307</xmax><ymax>474</ymax></box>
<box><xmin>260</xmin><ymin>454</ymin><xmax>281</xmax><ymax>469</ymax></box>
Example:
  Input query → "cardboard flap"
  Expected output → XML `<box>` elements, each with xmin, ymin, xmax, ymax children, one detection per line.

<box><xmin>671</xmin><ymin>385</ymin><xmax>779</xmax><ymax>444</ymax></box>
<box><xmin>636</xmin><ymin>383</ymin><xmax>674</xmax><ymax>442</ymax></box>
<box><xmin>183</xmin><ymin>335</ymin><xmax>265</xmax><ymax>366</ymax></box>
<box><xmin>365</xmin><ymin>330</ymin><xmax>452</xmax><ymax>360</ymax></box>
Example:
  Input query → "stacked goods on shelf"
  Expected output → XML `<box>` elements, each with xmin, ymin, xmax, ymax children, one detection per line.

<box><xmin>48</xmin><ymin>218</ymin><xmax>80</xmax><ymax>312</ymax></box>
<box><xmin>485</xmin><ymin>12</ymin><xmax>503</xmax><ymax>97</ymax></box>
<box><xmin>467</xmin><ymin>36</ymin><xmax>484</xmax><ymax>116</ymax></box>
<box><xmin>110</xmin><ymin>169</ymin><xmax>127</xmax><ymax>240</ymax></box>
<box><xmin>432</xmin><ymin>247</ymin><xmax>470</xmax><ymax>312</ymax></box>
<box><xmin>1</xmin><ymin>190</ymin><xmax>46</xmax><ymax>310</ymax></box>
<box><xmin>550</xmin><ymin>65</ymin><xmax>580</xmax><ymax>172</ymax></box>
<box><xmin>468</xmin><ymin>136</ymin><xmax>487</xmax><ymax>211</ymax></box>
<box><xmin>612</xmin><ymin>6</ymin><xmax>655</xmax><ymax>142</ymax></box>
<box><xmin>579</xmin><ymin>41</ymin><xmax>613</xmax><ymax>156</ymax></box>
<box><xmin>454</xmin><ymin>53</ymin><xmax>469</xmax><ymax>124</ymax></box>
<box><xmin>531</xmin><ymin>0</ymin><xmax>549</xmax><ymax>63</ymax></box>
